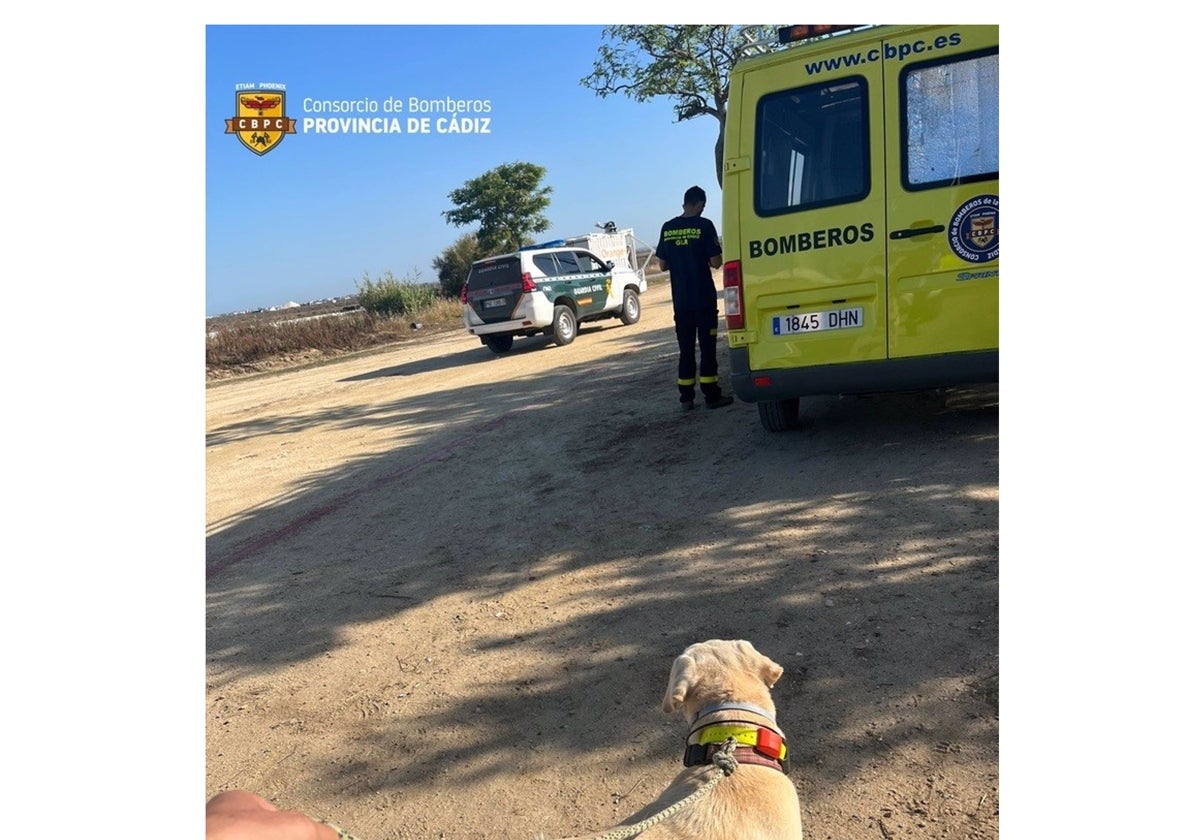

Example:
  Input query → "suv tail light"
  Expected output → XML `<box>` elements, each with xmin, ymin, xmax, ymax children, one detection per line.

<box><xmin>723</xmin><ymin>261</ymin><xmax>744</xmax><ymax>330</ymax></box>
<box><xmin>521</xmin><ymin>272</ymin><xmax>536</xmax><ymax>293</ymax></box>
<box><xmin>459</xmin><ymin>283</ymin><xmax>468</xmax><ymax>304</ymax></box>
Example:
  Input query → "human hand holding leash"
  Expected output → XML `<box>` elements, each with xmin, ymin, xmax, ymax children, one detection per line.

<box><xmin>206</xmin><ymin>790</ymin><xmax>359</xmax><ymax>840</ymax></box>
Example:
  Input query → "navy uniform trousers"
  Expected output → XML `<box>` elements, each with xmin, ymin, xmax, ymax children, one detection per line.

<box><xmin>674</xmin><ymin>306</ymin><xmax>721</xmax><ymax>405</ymax></box>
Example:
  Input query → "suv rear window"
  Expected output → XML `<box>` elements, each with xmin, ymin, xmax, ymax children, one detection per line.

<box><xmin>531</xmin><ymin>253</ymin><xmax>558</xmax><ymax>275</ymax></box>
<box><xmin>531</xmin><ymin>251</ymin><xmax>602</xmax><ymax>276</ymax></box>
<box><xmin>466</xmin><ymin>257</ymin><xmax>521</xmax><ymax>292</ymax></box>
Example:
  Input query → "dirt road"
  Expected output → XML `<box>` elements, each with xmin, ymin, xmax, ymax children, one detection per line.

<box><xmin>206</xmin><ymin>281</ymin><xmax>999</xmax><ymax>839</ymax></box>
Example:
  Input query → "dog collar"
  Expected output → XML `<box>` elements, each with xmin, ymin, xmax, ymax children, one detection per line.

<box><xmin>683</xmin><ymin>722</ymin><xmax>789</xmax><ymax>775</ymax></box>
<box><xmin>689</xmin><ymin>701</ymin><xmax>777</xmax><ymax>726</ymax></box>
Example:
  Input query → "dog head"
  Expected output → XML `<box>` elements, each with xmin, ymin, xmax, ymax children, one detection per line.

<box><xmin>661</xmin><ymin>639</ymin><xmax>784</xmax><ymax>718</ymax></box>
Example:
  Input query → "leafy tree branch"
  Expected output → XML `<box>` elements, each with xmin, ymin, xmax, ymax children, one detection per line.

<box><xmin>581</xmin><ymin>25</ymin><xmax>780</xmax><ymax>187</ymax></box>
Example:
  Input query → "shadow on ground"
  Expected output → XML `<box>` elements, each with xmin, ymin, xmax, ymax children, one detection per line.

<box><xmin>206</xmin><ymin>315</ymin><xmax>998</xmax><ymax>804</ymax></box>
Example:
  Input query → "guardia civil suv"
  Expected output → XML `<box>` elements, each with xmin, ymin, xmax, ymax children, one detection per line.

<box><xmin>461</xmin><ymin>237</ymin><xmax>646</xmax><ymax>354</ymax></box>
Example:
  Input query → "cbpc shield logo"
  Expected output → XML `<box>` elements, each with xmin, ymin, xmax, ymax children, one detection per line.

<box><xmin>948</xmin><ymin>195</ymin><xmax>999</xmax><ymax>264</ymax></box>
<box><xmin>225</xmin><ymin>89</ymin><xmax>296</xmax><ymax>156</ymax></box>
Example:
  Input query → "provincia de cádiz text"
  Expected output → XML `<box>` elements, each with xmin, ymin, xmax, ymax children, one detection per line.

<box><xmin>302</xmin><ymin>94</ymin><xmax>492</xmax><ymax>134</ymax></box>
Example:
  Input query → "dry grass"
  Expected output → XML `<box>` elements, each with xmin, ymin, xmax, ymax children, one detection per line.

<box><xmin>206</xmin><ymin>297</ymin><xmax>464</xmax><ymax>381</ymax></box>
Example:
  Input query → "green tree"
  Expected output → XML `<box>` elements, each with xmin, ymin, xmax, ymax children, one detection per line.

<box><xmin>432</xmin><ymin>232</ymin><xmax>483</xmax><ymax>299</ymax></box>
<box><xmin>581</xmin><ymin>25</ymin><xmax>780</xmax><ymax>188</ymax></box>
<box><xmin>442</xmin><ymin>161</ymin><xmax>552</xmax><ymax>254</ymax></box>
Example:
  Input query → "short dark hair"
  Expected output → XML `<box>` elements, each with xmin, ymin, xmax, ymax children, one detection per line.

<box><xmin>683</xmin><ymin>185</ymin><xmax>707</xmax><ymax>206</ymax></box>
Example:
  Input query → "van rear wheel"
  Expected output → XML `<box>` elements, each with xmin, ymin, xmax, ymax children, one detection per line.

<box><xmin>758</xmin><ymin>398</ymin><xmax>799</xmax><ymax>432</ymax></box>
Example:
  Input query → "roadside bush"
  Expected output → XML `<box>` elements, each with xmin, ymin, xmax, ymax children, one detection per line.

<box><xmin>356</xmin><ymin>269</ymin><xmax>438</xmax><ymax>315</ymax></box>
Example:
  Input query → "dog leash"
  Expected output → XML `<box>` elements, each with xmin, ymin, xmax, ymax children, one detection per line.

<box><xmin>566</xmin><ymin>737</ymin><xmax>740</xmax><ymax>840</ymax></box>
<box><xmin>323</xmin><ymin>738</ymin><xmax>741</xmax><ymax>840</ymax></box>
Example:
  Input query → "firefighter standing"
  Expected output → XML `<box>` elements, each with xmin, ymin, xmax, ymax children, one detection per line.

<box><xmin>655</xmin><ymin>185</ymin><xmax>734</xmax><ymax>411</ymax></box>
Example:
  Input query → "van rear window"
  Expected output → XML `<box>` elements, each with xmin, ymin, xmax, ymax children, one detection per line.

<box><xmin>902</xmin><ymin>49</ymin><xmax>998</xmax><ymax>190</ymax></box>
<box><xmin>754</xmin><ymin>76</ymin><xmax>869</xmax><ymax>216</ymax></box>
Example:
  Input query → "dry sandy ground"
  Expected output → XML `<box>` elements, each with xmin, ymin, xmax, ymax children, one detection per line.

<box><xmin>206</xmin><ymin>281</ymin><xmax>999</xmax><ymax>839</ymax></box>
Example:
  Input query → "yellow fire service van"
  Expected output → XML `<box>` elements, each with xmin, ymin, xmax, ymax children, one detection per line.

<box><xmin>721</xmin><ymin>24</ymin><xmax>998</xmax><ymax>431</ymax></box>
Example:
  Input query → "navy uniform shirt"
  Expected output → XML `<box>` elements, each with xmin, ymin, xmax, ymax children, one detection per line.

<box><xmin>656</xmin><ymin>214</ymin><xmax>722</xmax><ymax>312</ymax></box>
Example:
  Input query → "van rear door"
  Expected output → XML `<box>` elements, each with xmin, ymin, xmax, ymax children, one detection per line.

<box><xmin>729</xmin><ymin>37</ymin><xmax>888</xmax><ymax>376</ymax></box>
<box><xmin>883</xmin><ymin>25</ymin><xmax>999</xmax><ymax>359</ymax></box>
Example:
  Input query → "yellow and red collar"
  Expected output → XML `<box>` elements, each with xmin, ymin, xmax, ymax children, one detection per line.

<box><xmin>683</xmin><ymin>721</ymin><xmax>790</xmax><ymax>774</ymax></box>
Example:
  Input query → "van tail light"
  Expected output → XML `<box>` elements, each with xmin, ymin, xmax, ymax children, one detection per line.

<box><xmin>459</xmin><ymin>283</ymin><xmax>468</xmax><ymax>304</ymax></box>
<box><xmin>521</xmin><ymin>272</ymin><xmax>536</xmax><ymax>293</ymax></box>
<box><xmin>723</xmin><ymin>261</ymin><xmax>745</xmax><ymax>330</ymax></box>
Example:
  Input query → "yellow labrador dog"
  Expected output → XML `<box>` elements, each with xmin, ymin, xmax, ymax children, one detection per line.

<box><xmin>559</xmin><ymin>639</ymin><xmax>802</xmax><ymax>839</ymax></box>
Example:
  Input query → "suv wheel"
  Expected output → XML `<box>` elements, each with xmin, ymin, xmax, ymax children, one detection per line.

<box><xmin>551</xmin><ymin>304</ymin><xmax>577</xmax><ymax>346</ymax></box>
<box><xmin>483</xmin><ymin>334</ymin><xmax>513</xmax><ymax>354</ymax></box>
<box><xmin>619</xmin><ymin>288</ymin><xmax>641</xmax><ymax>325</ymax></box>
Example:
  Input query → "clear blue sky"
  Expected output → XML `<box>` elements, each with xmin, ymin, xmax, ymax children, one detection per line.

<box><xmin>206</xmin><ymin>25</ymin><xmax>728</xmax><ymax>316</ymax></box>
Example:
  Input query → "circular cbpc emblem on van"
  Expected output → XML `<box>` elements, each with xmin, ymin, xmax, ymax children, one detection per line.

<box><xmin>948</xmin><ymin>195</ymin><xmax>999</xmax><ymax>263</ymax></box>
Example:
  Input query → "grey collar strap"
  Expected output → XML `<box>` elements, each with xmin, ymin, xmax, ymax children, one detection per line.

<box><xmin>689</xmin><ymin>701</ymin><xmax>777</xmax><ymax>726</ymax></box>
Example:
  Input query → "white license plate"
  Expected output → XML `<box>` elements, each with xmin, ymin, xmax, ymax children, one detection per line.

<box><xmin>772</xmin><ymin>307</ymin><xmax>863</xmax><ymax>336</ymax></box>
<box><xmin>483</xmin><ymin>297</ymin><xmax>507</xmax><ymax>309</ymax></box>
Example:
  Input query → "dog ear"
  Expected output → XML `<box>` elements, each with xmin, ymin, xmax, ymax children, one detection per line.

<box><xmin>760</xmin><ymin>653</ymin><xmax>784</xmax><ymax>688</ymax></box>
<box><xmin>662</xmin><ymin>653</ymin><xmax>696</xmax><ymax>713</ymax></box>
<box><xmin>736</xmin><ymin>640</ymin><xmax>784</xmax><ymax>688</ymax></box>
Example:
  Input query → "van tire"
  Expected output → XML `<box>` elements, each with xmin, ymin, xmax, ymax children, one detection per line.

<box><xmin>483</xmin><ymin>334</ymin><xmax>513</xmax><ymax>354</ymax></box>
<box><xmin>619</xmin><ymin>288</ymin><xmax>641</xmax><ymax>325</ymax></box>
<box><xmin>552</xmin><ymin>305</ymin><xmax>577</xmax><ymax>346</ymax></box>
<box><xmin>758</xmin><ymin>398</ymin><xmax>799</xmax><ymax>432</ymax></box>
